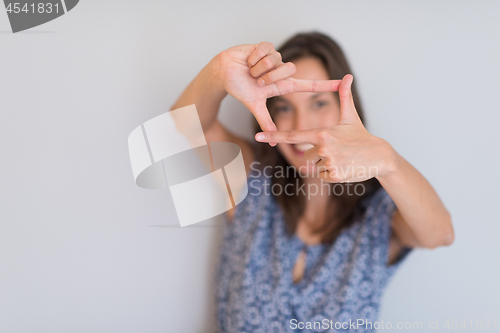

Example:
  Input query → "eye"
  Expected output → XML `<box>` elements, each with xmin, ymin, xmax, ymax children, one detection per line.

<box><xmin>274</xmin><ymin>105</ymin><xmax>292</xmax><ymax>113</ymax></box>
<box><xmin>313</xmin><ymin>100</ymin><xmax>328</xmax><ymax>109</ymax></box>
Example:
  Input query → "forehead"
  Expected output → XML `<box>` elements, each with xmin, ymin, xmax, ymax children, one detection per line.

<box><xmin>291</xmin><ymin>56</ymin><xmax>330</xmax><ymax>81</ymax></box>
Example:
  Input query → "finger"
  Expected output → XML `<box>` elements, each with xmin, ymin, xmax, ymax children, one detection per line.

<box><xmin>268</xmin><ymin>78</ymin><xmax>341</xmax><ymax>98</ymax></box>
<box><xmin>303</xmin><ymin>145</ymin><xmax>321</xmax><ymax>164</ymax></box>
<box><xmin>247</xmin><ymin>101</ymin><xmax>278</xmax><ymax>146</ymax></box>
<box><xmin>255</xmin><ymin>128</ymin><xmax>322</xmax><ymax>144</ymax></box>
<box><xmin>249</xmin><ymin>52</ymin><xmax>283</xmax><ymax>79</ymax></box>
<box><xmin>248</xmin><ymin>42</ymin><xmax>275</xmax><ymax>67</ymax></box>
<box><xmin>338</xmin><ymin>74</ymin><xmax>361</xmax><ymax>125</ymax></box>
<box><xmin>257</xmin><ymin>62</ymin><xmax>296</xmax><ymax>87</ymax></box>
<box><xmin>313</xmin><ymin>161</ymin><xmax>330</xmax><ymax>175</ymax></box>
<box><xmin>315</xmin><ymin>158</ymin><xmax>333</xmax><ymax>173</ymax></box>
<box><xmin>249</xmin><ymin>101</ymin><xmax>278</xmax><ymax>134</ymax></box>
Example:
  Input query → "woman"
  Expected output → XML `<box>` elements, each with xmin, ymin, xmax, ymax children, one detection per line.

<box><xmin>171</xmin><ymin>32</ymin><xmax>454</xmax><ymax>332</ymax></box>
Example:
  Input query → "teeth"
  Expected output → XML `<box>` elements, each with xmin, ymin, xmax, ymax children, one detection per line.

<box><xmin>294</xmin><ymin>143</ymin><xmax>314</xmax><ymax>152</ymax></box>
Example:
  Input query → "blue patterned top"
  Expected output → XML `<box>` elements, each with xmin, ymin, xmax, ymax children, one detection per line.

<box><xmin>214</xmin><ymin>169</ymin><xmax>413</xmax><ymax>333</ymax></box>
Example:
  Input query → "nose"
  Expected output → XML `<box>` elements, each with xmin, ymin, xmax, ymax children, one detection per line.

<box><xmin>293</xmin><ymin>109</ymin><xmax>311</xmax><ymax>131</ymax></box>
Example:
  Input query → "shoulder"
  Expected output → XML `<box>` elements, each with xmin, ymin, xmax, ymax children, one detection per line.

<box><xmin>225</xmin><ymin>155</ymin><xmax>270</xmax><ymax>222</ymax></box>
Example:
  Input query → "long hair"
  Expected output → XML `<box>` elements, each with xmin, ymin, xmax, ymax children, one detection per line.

<box><xmin>253</xmin><ymin>31</ymin><xmax>382</xmax><ymax>244</ymax></box>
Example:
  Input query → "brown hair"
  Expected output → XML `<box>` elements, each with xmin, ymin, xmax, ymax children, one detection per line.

<box><xmin>253</xmin><ymin>31</ymin><xmax>382</xmax><ymax>244</ymax></box>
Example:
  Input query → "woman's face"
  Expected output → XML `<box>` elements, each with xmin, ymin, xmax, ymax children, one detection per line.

<box><xmin>270</xmin><ymin>56</ymin><xmax>341</xmax><ymax>174</ymax></box>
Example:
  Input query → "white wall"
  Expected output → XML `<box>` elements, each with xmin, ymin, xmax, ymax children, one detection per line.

<box><xmin>1</xmin><ymin>1</ymin><xmax>499</xmax><ymax>332</ymax></box>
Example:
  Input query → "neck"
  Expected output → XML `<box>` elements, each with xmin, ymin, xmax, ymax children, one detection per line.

<box><xmin>301</xmin><ymin>176</ymin><xmax>333</xmax><ymax>229</ymax></box>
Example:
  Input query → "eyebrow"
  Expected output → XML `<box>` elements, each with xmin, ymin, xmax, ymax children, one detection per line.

<box><xmin>272</xmin><ymin>92</ymin><xmax>326</xmax><ymax>102</ymax></box>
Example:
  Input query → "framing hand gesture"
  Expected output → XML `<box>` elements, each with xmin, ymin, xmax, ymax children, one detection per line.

<box><xmin>215</xmin><ymin>42</ymin><xmax>342</xmax><ymax>138</ymax></box>
<box><xmin>254</xmin><ymin>74</ymin><xmax>394</xmax><ymax>183</ymax></box>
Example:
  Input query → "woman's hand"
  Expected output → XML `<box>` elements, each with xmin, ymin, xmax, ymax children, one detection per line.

<box><xmin>211</xmin><ymin>42</ymin><xmax>342</xmax><ymax>140</ymax></box>
<box><xmin>254</xmin><ymin>74</ymin><xmax>455</xmax><ymax>250</ymax></box>
<box><xmin>254</xmin><ymin>74</ymin><xmax>398</xmax><ymax>182</ymax></box>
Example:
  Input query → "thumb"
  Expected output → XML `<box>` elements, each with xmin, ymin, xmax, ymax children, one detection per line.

<box><xmin>338</xmin><ymin>74</ymin><xmax>361</xmax><ymax>125</ymax></box>
<box><xmin>248</xmin><ymin>101</ymin><xmax>277</xmax><ymax>133</ymax></box>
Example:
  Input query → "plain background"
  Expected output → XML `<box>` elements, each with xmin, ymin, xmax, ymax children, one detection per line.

<box><xmin>1</xmin><ymin>1</ymin><xmax>499</xmax><ymax>332</ymax></box>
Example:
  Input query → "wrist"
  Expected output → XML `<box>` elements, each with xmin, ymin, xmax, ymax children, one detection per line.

<box><xmin>204</xmin><ymin>53</ymin><xmax>227</xmax><ymax>98</ymax></box>
<box><xmin>374</xmin><ymin>138</ymin><xmax>401</xmax><ymax>181</ymax></box>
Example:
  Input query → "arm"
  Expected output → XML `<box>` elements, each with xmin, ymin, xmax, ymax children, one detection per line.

<box><xmin>169</xmin><ymin>42</ymin><xmax>343</xmax><ymax>221</ymax></box>
<box><xmin>170</xmin><ymin>42</ymin><xmax>345</xmax><ymax>179</ymax></box>
<box><xmin>376</xmin><ymin>147</ymin><xmax>454</xmax><ymax>250</ymax></box>
<box><xmin>169</xmin><ymin>54</ymin><xmax>255</xmax><ymax>177</ymax></box>
<box><xmin>254</xmin><ymin>74</ymin><xmax>455</xmax><ymax>250</ymax></box>
<box><xmin>169</xmin><ymin>55</ymin><xmax>255</xmax><ymax>222</ymax></box>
